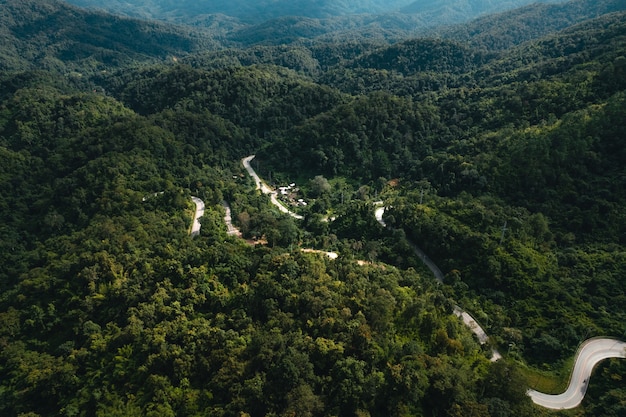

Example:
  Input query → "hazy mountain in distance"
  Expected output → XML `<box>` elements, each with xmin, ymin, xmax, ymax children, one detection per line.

<box><xmin>401</xmin><ymin>0</ymin><xmax>566</xmax><ymax>16</ymax></box>
<box><xmin>228</xmin><ymin>0</ymin><xmax>626</xmax><ymax>48</ymax></box>
<box><xmin>65</xmin><ymin>0</ymin><xmax>566</xmax><ymax>26</ymax></box>
<box><xmin>439</xmin><ymin>0</ymin><xmax>626</xmax><ymax>50</ymax></box>
<box><xmin>0</xmin><ymin>0</ymin><xmax>216</xmax><ymax>72</ymax></box>
<box><xmin>64</xmin><ymin>0</ymin><xmax>416</xmax><ymax>23</ymax></box>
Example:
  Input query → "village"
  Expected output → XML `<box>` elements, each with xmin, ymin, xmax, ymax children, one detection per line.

<box><xmin>277</xmin><ymin>183</ymin><xmax>308</xmax><ymax>208</ymax></box>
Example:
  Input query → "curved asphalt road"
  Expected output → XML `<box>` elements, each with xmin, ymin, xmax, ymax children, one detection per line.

<box><xmin>375</xmin><ymin>206</ymin><xmax>445</xmax><ymax>283</ymax></box>
<box><xmin>377</xmin><ymin>205</ymin><xmax>626</xmax><ymax>404</ymax></box>
<box><xmin>242</xmin><ymin>155</ymin><xmax>272</xmax><ymax>194</ymax></box>
<box><xmin>528</xmin><ymin>338</ymin><xmax>626</xmax><ymax>409</ymax></box>
<box><xmin>242</xmin><ymin>155</ymin><xmax>304</xmax><ymax>220</ymax></box>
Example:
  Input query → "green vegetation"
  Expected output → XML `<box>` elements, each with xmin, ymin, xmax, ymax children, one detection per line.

<box><xmin>63</xmin><ymin>0</ymin><xmax>558</xmax><ymax>28</ymax></box>
<box><xmin>0</xmin><ymin>0</ymin><xmax>216</xmax><ymax>74</ymax></box>
<box><xmin>1</xmin><ymin>0</ymin><xmax>626</xmax><ymax>415</ymax></box>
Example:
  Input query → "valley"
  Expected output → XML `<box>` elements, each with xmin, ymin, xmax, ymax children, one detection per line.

<box><xmin>1</xmin><ymin>0</ymin><xmax>626</xmax><ymax>416</ymax></box>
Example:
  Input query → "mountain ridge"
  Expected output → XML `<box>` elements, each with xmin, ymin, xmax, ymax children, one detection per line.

<box><xmin>439</xmin><ymin>0</ymin><xmax>626</xmax><ymax>50</ymax></box>
<box><xmin>1</xmin><ymin>0</ymin><xmax>626</xmax><ymax>415</ymax></box>
<box><xmin>0</xmin><ymin>0</ymin><xmax>217</xmax><ymax>72</ymax></box>
<box><xmin>64</xmin><ymin>0</ymin><xmax>566</xmax><ymax>28</ymax></box>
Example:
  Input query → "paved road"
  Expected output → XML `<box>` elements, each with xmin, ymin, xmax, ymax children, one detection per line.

<box><xmin>528</xmin><ymin>338</ymin><xmax>626</xmax><ymax>409</ymax></box>
<box><xmin>242</xmin><ymin>155</ymin><xmax>304</xmax><ymax>220</ymax></box>
<box><xmin>190</xmin><ymin>196</ymin><xmax>205</xmax><ymax>236</ymax></box>
<box><xmin>374</xmin><ymin>204</ymin><xmax>387</xmax><ymax>227</ymax></box>
<box><xmin>375</xmin><ymin>206</ymin><xmax>444</xmax><ymax>283</ymax></box>
<box><xmin>242</xmin><ymin>155</ymin><xmax>273</xmax><ymax>194</ymax></box>
<box><xmin>377</xmin><ymin>205</ymin><xmax>626</xmax><ymax>399</ymax></box>
<box><xmin>453</xmin><ymin>307</ymin><xmax>502</xmax><ymax>362</ymax></box>
<box><xmin>236</xmin><ymin>171</ymin><xmax>626</xmax><ymax>405</ymax></box>
<box><xmin>375</xmin><ymin>205</ymin><xmax>501</xmax><ymax>361</ymax></box>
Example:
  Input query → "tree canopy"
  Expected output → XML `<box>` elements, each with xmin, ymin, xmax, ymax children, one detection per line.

<box><xmin>1</xmin><ymin>1</ymin><xmax>626</xmax><ymax>415</ymax></box>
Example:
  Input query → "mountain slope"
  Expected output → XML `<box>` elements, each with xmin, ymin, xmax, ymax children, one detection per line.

<box><xmin>440</xmin><ymin>0</ymin><xmax>626</xmax><ymax>50</ymax></box>
<box><xmin>401</xmin><ymin>0</ymin><xmax>566</xmax><ymax>23</ymax></box>
<box><xmin>66</xmin><ymin>0</ymin><xmax>564</xmax><ymax>29</ymax></box>
<box><xmin>0</xmin><ymin>0</ymin><xmax>217</xmax><ymax>72</ymax></box>
<box><xmin>65</xmin><ymin>0</ymin><xmax>416</xmax><ymax>23</ymax></box>
<box><xmin>2</xmin><ymin>1</ymin><xmax>626</xmax><ymax>416</ymax></box>
<box><xmin>59</xmin><ymin>0</ymin><xmax>626</xmax><ymax>48</ymax></box>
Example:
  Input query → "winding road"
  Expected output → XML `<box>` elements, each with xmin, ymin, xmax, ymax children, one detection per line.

<box><xmin>238</xmin><ymin>158</ymin><xmax>626</xmax><ymax>408</ymax></box>
<box><xmin>376</xmin><ymin>205</ymin><xmax>445</xmax><ymax>282</ymax></box>
<box><xmin>242</xmin><ymin>155</ymin><xmax>303</xmax><ymax>220</ymax></box>
<box><xmin>528</xmin><ymin>338</ymin><xmax>626</xmax><ymax>409</ymax></box>
<box><xmin>375</xmin><ymin>205</ymin><xmax>502</xmax><ymax>361</ymax></box>
<box><xmin>377</xmin><ymin>205</ymin><xmax>626</xmax><ymax>405</ymax></box>
<box><xmin>189</xmin><ymin>155</ymin><xmax>302</xmax><ymax>237</ymax></box>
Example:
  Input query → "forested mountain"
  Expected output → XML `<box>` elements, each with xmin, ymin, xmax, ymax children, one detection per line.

<box><xmin>402</xmin><ymin>0</ymin><xmax>561</xmax><ymax>14</ymax></box>
<box><xmin>43</xmin><ymin>0</ymin><xmax>626</xmax><ymax>48</ymax></box>
<box><xmin>65</xmin><ymin>0</ymin><xmax>415</xmax><ymax>22</ymax></box>
<box><xmin>65</xmin><ymin>0</ymin><xmax>558</xmax><ymax>25</ymax></box>
<box><xmin>0</xmin><ymin>0</ymin><xmax>216</xmax><ymax>73</ymax></box>
<box><xmin>400</xmin><ymin>0</ymin><xmax>566</xmax><ymax>24</ymax></box>
<box><xmin>440</xmin><ymin>0</ymin><xmax>626</xmax><ymax>50</ymax></box>
<box><xmin>227</xmin><ymin>0</ymin><xmax>625</xmax><ymax>47</ymax></box>
<box><xmin>2</xmin><ymin>0</ymin><xmax>626</xmax><ymax>416</ymax></box>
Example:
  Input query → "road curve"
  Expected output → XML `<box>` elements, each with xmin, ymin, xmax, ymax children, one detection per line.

<box><xmin>528</xmin><ymin>338</ymin><xmax>626</xmax><ymax>409</ymax></box>
<box><xmin>242</xmin><ymin>155</ymin><xmax>304</xmax><ymax>220</ymax></box>
<box><xmin>190</xmin><ymin>196</ymin><xmax>205</xmax><ymax>236</ymax></box>
<box><xmin>374</xmin><ymin>205</ymin><xmax>387</xmax><ymax>227</ymax></box>
<box><xmin>376</xmin><ymin>205</ymin><xmax>626</xmax><ymax>402</ymax></box>
<box><xmin>242</xmin><ymin>155</ymin><xmax>272</xmax><ymax>194</ymax></box>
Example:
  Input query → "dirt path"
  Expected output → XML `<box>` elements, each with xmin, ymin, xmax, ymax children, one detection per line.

<box><xmin>190</xmin><ymin>196</ymin><xmax>204</xmax><ymax>236</ymax></box>
<box><xmin>222</xmin><ymin>201</ymin><xmax>242</xmax><ymax>237</ymax></box>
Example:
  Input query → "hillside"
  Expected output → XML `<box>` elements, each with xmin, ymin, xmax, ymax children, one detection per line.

<box><xmin>64</xmin><ymin>0</ymin><xmax>416</xmax><ymax>23</ymax></box>
<box><xmin>240</xmin><ymin>0</ymin><xmax>626</xmax><ymax>47</ymax></box>
<box><xmin>0</xmin><ymin>0</ymin><xmax>217</xmax><ymax>73</ymax></box>
<box><xmin>440</xmin><ymin>0</ymin><xmax>626</xmax><ymax>50</ymax></box>
<box><xmin>400</xmin><ymin>0</ymin><xmax>566</xmax><ymax>24</ymax></box>
<box><xmin>65</xmin><ymin>0</ymin><xmax>554</xmax><ymax>24</ymax></box>
<box><xmin>2</xmin><ymin>1</ymin><xmax>626</xmax><ymax>416</ymax></box>
<box><xmin>0</xmin><ymin>68</ymin><xmax>526</xmax><ymax>417</ymax></box>
<box><xmin>53</xmin><ymin>0</ymin><xmax>626</xmax><ymax>48</ymax></box>
<box><xmin>63</xmin><ymin>0</ymin><xmax>572</xmax><ymax>45</ymax></box>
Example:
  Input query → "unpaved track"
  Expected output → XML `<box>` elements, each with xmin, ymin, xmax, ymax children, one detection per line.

<box><xmin>190</xmin><ymin>196</ymin><xmax>204</xmax><ymax>236</ymax></box>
